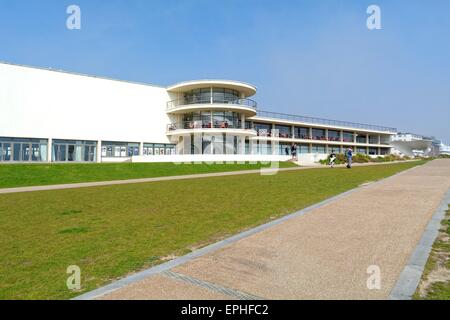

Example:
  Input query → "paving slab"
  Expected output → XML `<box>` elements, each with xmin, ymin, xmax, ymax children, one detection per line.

<box><xmin>97</xmin><ymin>275</ymin><xmax>233</xmax><ymax>300</ymax></box>
<box><xmin>94</xmin><ymin>159</ymin><xmax>450</xmax><ymax>300</ymax></box>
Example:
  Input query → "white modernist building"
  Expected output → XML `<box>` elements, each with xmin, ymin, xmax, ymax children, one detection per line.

<box><xmin>390</xmin><ymin>133</ymin><xmax>450</xmax><ymax>157</ymax></box>
<box><xmin>0</xmin><ymin>62</ymin><xmax>397</xmax><ymax>164</ymax></box>
<box><xmin>440</xmin><ymin>143</ymin><xmax>450</xmax><ymax>156</ymax></box>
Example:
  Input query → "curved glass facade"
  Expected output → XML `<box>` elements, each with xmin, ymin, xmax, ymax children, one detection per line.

<box><xmin>183</xmin><ymin>88</ymin><xmax>240</xmax><ymax>105</ymax></box>
<box><xmin>181</xmin><ymin>111</ymin><xmax>243</xmax><ymax>129</ymax></box>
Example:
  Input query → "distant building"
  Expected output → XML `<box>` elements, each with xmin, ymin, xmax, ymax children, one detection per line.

<box><xmin>391</xmin><ymin>133</ymin><xmax>433</xmax><ymax>157</ymax></box>
<box><xmin>439</xmin><ymin>142</ymin><xmax>450</xmax><ymax>156</ymax></box>
<box><xmin>391</xmin><ymin>133</ymin><xmax>450</xmax><ymax>157</ymax></box>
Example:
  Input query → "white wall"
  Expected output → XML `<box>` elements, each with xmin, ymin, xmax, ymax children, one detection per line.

<box><xmin>0</xmin><ymin>63</ymin><xmax>173</xmax><ymax>144</ymax></box>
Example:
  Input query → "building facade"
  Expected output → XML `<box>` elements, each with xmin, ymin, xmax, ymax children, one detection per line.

<box><xmin>0</xmin><ymin>62</ymin><xmax>396</xmax><ymax>163</ymax></box>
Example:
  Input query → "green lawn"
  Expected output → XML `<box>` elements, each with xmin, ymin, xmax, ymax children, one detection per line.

<box><xmin>414</xmin><ymin>206</ymin><xmax>450</xmax><ymax>300</ymax></box>
<box><xmin>0</xmin><ymin>161</ymin><xmax>424</xmax><ymax>299</ymax></box>
<box><xmin>0</xmin><ymin>162</ymin><xmax>297</xmax><ymax>189</ymax></box>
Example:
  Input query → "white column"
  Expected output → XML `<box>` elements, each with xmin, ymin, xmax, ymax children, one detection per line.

<box><xmin>140</xmin><ymin>142</ymin><xmax>144</xmax><ymax>156</ymax></box>
<box><xmin>241</xmin><ymin>113</ymin><xmax>245</xmax><ymax>129</ymax></box>
<box><xmin>97</xmin><ymin>140</ymin><xmax>102</xmax><ymax>163</ymax></box>
<box><xmin>240</xmin><ymin>137</ymin><xmax>246</xmax><ymax>154</ymax></box>
<box><xmin>210</xmin><ymin>87</ymin><xmax>213</xmax><ymax>104</ymax></box>
<box><xmin>47</xmin><ymin>138</ymin><xmax>52</xmax><ymax>163</ymax></box>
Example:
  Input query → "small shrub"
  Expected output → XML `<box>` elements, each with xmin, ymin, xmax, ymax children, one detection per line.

<box><xmin>353</xmin><ymin>154</ymin><xmax>371</xmax><ymax>163</ymax></box>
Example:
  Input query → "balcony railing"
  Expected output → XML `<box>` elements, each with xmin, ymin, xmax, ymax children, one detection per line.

<box><xmin>255</xmin><ymin>110</ymin><xmax>397</xmax><ymax>133</ymax></box>
<box><xmin>255</xmin><ymin>130</ymin><xmax>389</xmax><ymax>145</ymax></box>
<box><xmin>167</xmin><ymin>121</ymin><xmax>254</xmax><ymax>132</ymax></box>
<box><xmin>167</xmin><ymin>97</ymin><xmax>257</xmax><ymax>111</ymax></box>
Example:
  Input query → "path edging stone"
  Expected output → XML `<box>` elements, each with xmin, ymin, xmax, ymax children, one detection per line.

<box><xmin>389</xmin><ymin>189</ymin><xmax>450</xmax><ymax>300</ymax></box>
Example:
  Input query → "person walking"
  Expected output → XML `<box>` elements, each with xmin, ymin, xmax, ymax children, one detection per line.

<box><xmin>329</xmin><ymin>150</ymin><xmax>337</xmax><ymax>168</ymax></box>
<box><xmin>285</xmin><ymin>146</ymin><xmax>290</xmax><ymax>156</ymax></box>
<box><xmin>346</xmin><ymin>147</ymin><xmax>353</xmax><ymax>169</ymax></box>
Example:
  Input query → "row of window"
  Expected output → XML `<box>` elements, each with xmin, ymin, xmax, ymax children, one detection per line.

<box><xmin>179</xmin><ymin>134</ymin><xmax>390</xmax><ymax>156</ymax></box>
<box><xmin>250</xmin><ymin>143</ymin><xmax>389</xmax><ymax>156</ymax></box>
<box><xmin>143</xmin><ymin>143</ymin><xmax>176</xmax><ymax>156</ymax></box>
<box><xmin>253</xmin><ymin>123</ymin><xmax>383</xmax><ymax>144</ymax></box>
<box><xmin>183</xmin><ymin>88</ymin><xmax>240</xmax><ymax>105</ymax></box>
<box><xmin>0</xmin><ymin>137</ymin><xmax>176</xmax><ymax>162</ymax></box>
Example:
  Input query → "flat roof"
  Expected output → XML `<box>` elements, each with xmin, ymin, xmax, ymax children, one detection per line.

<box><xmin>0</xmin><ymin>60</ymin><xmax>166</xmax><ymax>89</ymax></box>
<box><xmin>167</xmin><ymin>80</ymin><xmax>257</xmax><ymax>97</ymax></box>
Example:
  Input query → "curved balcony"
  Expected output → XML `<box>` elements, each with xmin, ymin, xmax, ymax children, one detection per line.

<box><xmin>166</xmin><ymin>121</ymin><xmax>257</xmax><ymax>137</ymax></box>
<box><xmin>166</xmin><ymin>97</ymin><xmax>257</xmax><ymax>116</ymax></box>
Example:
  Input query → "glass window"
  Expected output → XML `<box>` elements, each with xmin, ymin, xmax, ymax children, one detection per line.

<box><xmin>254</xmin><ymin>123</ymin><xmax>272</xmax><ymax>137</ymax></box>
<box><xmin>144</xmin><ymin>143</ymin><xmax>154</xmax><ymax>156</ymax></box>
<box><xmin>101</xmin><ymin>142</ymin><xmax>137</xmax><ymax>158</ymax></box>
<box><xmin>356</xmin><ymin>134</ymin><xmax>367</xmax><ymax>144</ymax></box>
<box><xmin>21</xmin><ymin>143</ymin><xmax>31</xmax><ymax>161</ymax></box>
<box><xmin>311</xmin><ymin>144</ymin><xmax>326</xmax><ymax>154</ymax></box>
<box><xmin>299</xmin><ymin>144</ymin><xmax>310</xmax><ymax>154</ymax></box>
<box><xmin>59</xmin><ymin>145</ymin><xmax>67</xmax><ymax>161</ymax></box>
<box><xmin>31</xmin><ymin>144</ymin><xmax>40</xmax><ymax>161</ymax></box>
<box><xmin>328</xmin><ymin>130</ymin><xmax>341</xmax><ymax>141</ymax></box>
<box><xmin>369</xmin><ymin>147</ymin><xmax>378</xmax><ymax>155</ymax></box>
<box><xmin>343</xmin><ymin>131</ymin><xmax>354</xmax><ymax>143</ymax></box>
<box><xmin>369</xmin><ymin>135</ymin><xmax>379</xmax><ymax>144</ymax></box>
<box><xmin>256</xmin><ymin>141</ymin><xmax>272</xmax><ymax>155</ymax></box>
<box><xmin>53</xmin><ymin>140</ymin><xmax>97</xmax><ymax>162</ymax></box>
<box><xmin>357</xmin><ymin>147</ymin><xmax>367</xmax><ymax>154</ymax></box>
<box><xmin>312</xmin><ymin>129</ymin><xmax>326</xmax><ymax>141</ymax></box>
<box><xmin>280</xmin><ymin>143</ymin><xmax>292</xmax><ymax>155</ymax></box>
<box><xmin>294</xmin><ymin>127</ymin><xmax>310</xmax><ymax>139</ymax></box>
<box><xmin>275</xmin><ymin>125</ymin><xmax>292</xmax><ymax>138</ymax></box>
<box><xmin>329</xmin><ymin>146</ymin><xmax>341</xmax><ymax>154</ymax></box>
<box><xmin>184</xmin><ymin>88</ymin><xmax>211</xmax><ymax>104</ymax></box>
<box><xmin>3</xmin><ymin>143</ymin><xmax>11</xmax><ymax>161</ymax></box>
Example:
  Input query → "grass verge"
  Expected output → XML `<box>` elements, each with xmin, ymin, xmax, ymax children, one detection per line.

<box><xmin>0</xmin><ymin>162</ymin><xmax>297</xmax><ymax>189</ymax></box>
<box><xmin>414</xmin><ymin>206</ymin><xmax>450</xmax><ymax>300</ymax></box>
<box><xmin>0</xmin><ymin>161</ymin><xmax>424</xmax><ymax>299</ymax></box>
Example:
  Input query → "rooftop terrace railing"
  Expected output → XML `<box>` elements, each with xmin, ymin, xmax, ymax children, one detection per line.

<box><xmin>254</xmin><ymin>110</ymin><xmax>398</xmax><ymax>133</ymax></box>
<box><xmin>167</xmin><ymin>120</ymin><xmax>254</xmax><ymax>132</ymax></box>
<box><xmin>167</xmin><ymin>97</ymin><xmax>257</xmax><ymax>111</ymax></box>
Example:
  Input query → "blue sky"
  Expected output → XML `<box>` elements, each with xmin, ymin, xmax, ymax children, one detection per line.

<box><xmin>1</xmin><ymin>0</ymin><xmax>449</xmax><ymax>142</ymax></box>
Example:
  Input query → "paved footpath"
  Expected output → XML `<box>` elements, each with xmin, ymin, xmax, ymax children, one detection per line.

<box><xmin>79</xmin><ymin>160</ymin><xmax>450</xmax><ymax>300</ymax></box>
